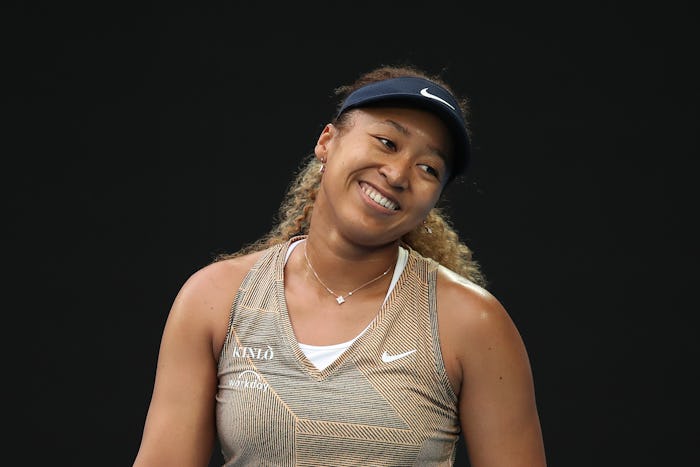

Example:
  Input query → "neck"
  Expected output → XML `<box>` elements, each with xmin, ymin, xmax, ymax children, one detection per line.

<box><xmin>301</xmin><ymin>234</ymin><xmax>399</xmax><ymax>297</ymax></box>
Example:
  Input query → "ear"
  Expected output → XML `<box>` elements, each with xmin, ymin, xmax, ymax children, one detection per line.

<box><xmin>314</xmin><ymin>124</ymin><xmax>336</xmax><ymax>161</ymax></box>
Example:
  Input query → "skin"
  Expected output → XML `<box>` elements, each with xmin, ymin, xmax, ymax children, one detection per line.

<box><xmin>133</xmin><ymin>107</ymin><xmax>546</xmax><ymax>466</ymax></box>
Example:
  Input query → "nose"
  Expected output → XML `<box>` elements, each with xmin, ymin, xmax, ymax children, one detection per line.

<box><xmin>379</xmin><ymin>156</ymin><xmax>410</xmax><ymax>190</ymax></box>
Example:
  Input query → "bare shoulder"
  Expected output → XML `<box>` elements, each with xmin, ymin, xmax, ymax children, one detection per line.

<box><xmin>166</xmin><ymin>250</ymin><xmax>267</xmax><ymax>356</ymax></box>
<box><xmin>177</xmin><ymin>251</ymin><xmax>264</xmax><ymax>305</ymax></box>
<box><xmin>436</xmin><ymin>265</ymin><xmax>515</xmax><ymax>337</ymax></box>
<box><xmin>436</xmin><ymin>265</ymin><xmax>531</xmax><ymax>388</ymax></box>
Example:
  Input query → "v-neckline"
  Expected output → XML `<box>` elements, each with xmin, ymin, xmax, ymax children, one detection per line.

<box><xmin>274</xmin><ymin>236</ymin><xmax>413</xmax><ymax>381</ymax></box>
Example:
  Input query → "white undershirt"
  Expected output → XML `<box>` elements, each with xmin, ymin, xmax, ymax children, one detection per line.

<box><xmin>285</xmin><ymin>239</ymin><xmax>409</xmax><ymax>370</ymax></box>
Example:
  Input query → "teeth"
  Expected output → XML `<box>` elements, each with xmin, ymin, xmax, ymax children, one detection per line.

<box><xmin>362</xmin><ymin>185</ymin><xmax>399</xmax><ymax>210</ymax></box>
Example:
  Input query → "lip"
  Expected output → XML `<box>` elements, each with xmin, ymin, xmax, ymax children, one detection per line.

<box><xmin>358</xmin><ymin>181</ymin><xmax>401</xmax><ymax>213</ymax></box>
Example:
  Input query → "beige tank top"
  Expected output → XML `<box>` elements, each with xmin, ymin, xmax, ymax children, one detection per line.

<box><xmin>216</xmin><ymin>236</ymin><xmax>460</xmax><ymax>466</ymax></box>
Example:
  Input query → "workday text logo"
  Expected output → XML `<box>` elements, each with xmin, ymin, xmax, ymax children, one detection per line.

<box><xmin>228</xmin><ymin>370</ymin><xmax>270</xmax><ymax>392</ymax></box>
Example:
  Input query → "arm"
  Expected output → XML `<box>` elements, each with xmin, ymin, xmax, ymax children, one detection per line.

<box><xmin>438</xmin><ymin>270</ymin><xmax>546</xmax><ymax>467</ymax></box>
<box><xmin>133</xmin><ymin>262</ymin><xmax>237</xmax><ymax>466</ymax></box>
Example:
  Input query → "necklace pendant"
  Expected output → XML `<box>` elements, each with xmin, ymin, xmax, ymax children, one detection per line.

<box><xmin>336</xmin><ymin>296</ymin><xmax>346</xmax><ymax>305</ymax></box>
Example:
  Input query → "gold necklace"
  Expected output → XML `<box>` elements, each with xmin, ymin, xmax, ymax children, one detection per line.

<box><xmin>303</xmin><ymin>244</ymin><xmax>393</xmax><ymax>305</ymax></box>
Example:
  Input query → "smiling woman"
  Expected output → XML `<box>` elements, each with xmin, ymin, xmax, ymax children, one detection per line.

<box><xmin>133</xmin><ymin>64</ymin><xmax>547</xmax><ymax>466</ymax></box>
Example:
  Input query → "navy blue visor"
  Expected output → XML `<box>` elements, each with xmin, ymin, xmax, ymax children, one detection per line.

<box><xmin>337</xmin><ymin>76</ymin><xmax>471</xmax><ymax>177</ymax></box>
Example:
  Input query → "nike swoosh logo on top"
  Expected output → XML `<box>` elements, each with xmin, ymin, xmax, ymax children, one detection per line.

<box><xmin>419</xmin><ymin>87</ymin><xmax>456</xmax><ymax>110</ymax></box>
<box><xmin>381</xmin><ymin>349</ymin><xmax>417</xmax><ymax>363</ymax></box>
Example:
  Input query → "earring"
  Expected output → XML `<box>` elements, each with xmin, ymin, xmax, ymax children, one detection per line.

<box><xmin>319</xmin><ymin>158</ymin><xmax>326</xmax><ymax>174</ymax></box>
<box><xmin>423</xmin><ymin>220</ymin><xmax>432</xmax><ymax>234</ymax></box>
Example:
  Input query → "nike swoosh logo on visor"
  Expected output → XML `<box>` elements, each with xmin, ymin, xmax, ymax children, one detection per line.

<box><xmin>381</xmin><ymin>349</ymin><xmax>417</xmax><ymax>363</ymax></box>
<box><xmin>420</xmin><ymin>87</ymin><xmax>456</xmax><ymax>110</ymax></box>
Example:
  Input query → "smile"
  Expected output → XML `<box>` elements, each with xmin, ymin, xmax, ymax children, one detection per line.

<box><xmin>361</xmin><ymin>183</ymin><xmax>400</xmax><ymax>211</ymax></box>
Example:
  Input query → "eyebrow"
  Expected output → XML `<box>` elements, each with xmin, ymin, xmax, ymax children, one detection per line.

<box><xmin>382</xmin><ymin>119</ymin><xmax>410</xmax><ymax>136</ymax></box>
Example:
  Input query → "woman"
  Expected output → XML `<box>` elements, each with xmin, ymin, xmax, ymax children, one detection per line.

<box><xmin>133</xmin><ymin>64</ymin><xmax>546</xmax><ymax>466</ymax></box>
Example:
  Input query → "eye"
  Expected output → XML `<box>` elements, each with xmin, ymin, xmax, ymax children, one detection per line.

<box><xmin>376</xmin><ymin>136</ymin><xmax>397</xmax><ymax>151</ymax></box>
<box><xmin>419</xmin><ymin>164</ymin><xmax>440</xmax><ymax>179</ymax></box>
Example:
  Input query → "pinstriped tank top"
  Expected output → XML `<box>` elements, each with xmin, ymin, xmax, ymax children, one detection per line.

<box><xmin>215</xmin><ymin>236</ymin><xmax>460</xmax><ymax>466</ymax></box>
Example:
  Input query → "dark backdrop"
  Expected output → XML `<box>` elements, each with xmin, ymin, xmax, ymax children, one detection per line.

<box><xmin>10</xmin><ymin>2</ymin><xmax>698</xmax><ymax>466</ymax></box>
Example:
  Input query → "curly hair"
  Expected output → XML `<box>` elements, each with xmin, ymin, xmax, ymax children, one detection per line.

<box><xmin>216</xmin><ymin>65</ymin><xmax>487</xmax><ymax>288</ymax></box>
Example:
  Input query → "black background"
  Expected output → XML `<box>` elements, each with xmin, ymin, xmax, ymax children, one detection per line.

<box><xmin>10</xmin><ymin>1</ymin><xmax>698</xmax><ymax>466</ymax></box>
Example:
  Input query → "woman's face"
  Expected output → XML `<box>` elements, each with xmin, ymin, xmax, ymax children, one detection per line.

<box><xmin>313</xmin><ymin>106</ymin><xmax>453</xmax><ymax>246</ymax></box>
